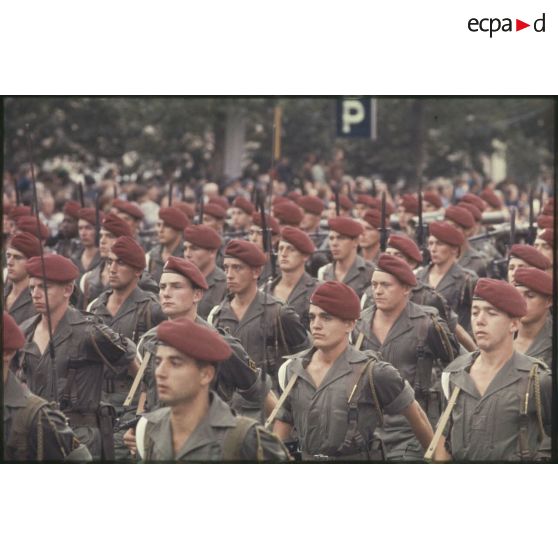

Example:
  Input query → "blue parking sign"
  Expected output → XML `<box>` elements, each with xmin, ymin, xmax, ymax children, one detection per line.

<box><xmin>336</xmin><ymin>97</ymin><xmax>377</xmax><ymax>139</ymax></box>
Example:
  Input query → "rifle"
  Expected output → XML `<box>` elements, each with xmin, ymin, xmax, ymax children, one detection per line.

<box><xmin>168</xmin><ymin>182</ymin><xmax>173</xmax><ymax>208</ymax></box>
<box><xmin>494</xmin><ymin>207</ymin><xmax>516</xmax><ymax>278</ymax></box>
<box><xmin>25</xmin><ymin>125</ymin><xmax>59</xmax><ymax>407</ymax></box>
<box><xmin>78</xmin><ymin>182</ymin><xmax>85</xmax><ymax>207</ymax></box>
<box><xmin>334</xmin><ymin>185</ymin><xmax>340</xmax><ymax>216</ymax></box>
<box><xmin>527</xmin><ymin>188</ymin><xmax>536</xmax><ymax>245</ymax></box>
<box><xmin>379</xmin><ymin>191</ymin><xmax>389</xmax><ymax>252</ymax></box>
<box><xmin>258</xmin><ymin>193</ymin><xmax>276</xmax><ymax>281</ymax></box>
<box><xmin>95</xmin><ymin>191</ymin><xmax>101</xmax><ymax>247</ymax></box>
<box><xmin>417</xmin><ymin>184</ymin><xmax>426</xmax><ymax>263</ymax></box>
<box><xmin>198</xmin><ymin>187</ymin><xmax>204</xmax><ymax>225</ymax></box>
<box><xmin>371</xmin><ymin>179</ymin><xmax>377</xmax><ymax>198</ymax></box>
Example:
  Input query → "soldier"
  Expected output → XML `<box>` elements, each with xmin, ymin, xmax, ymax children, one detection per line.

<box><xmin>457</xmin><ymin>200</ymin><xmax>501</xmax><ymax>264</ymax></box>
<box><xmin>146</xmin><ymin>207</ymin><xmax>189</xmax><ymax>283</ymax></box>
<box><xmin>444</xmin><ymin>205</ymin><xmax>489</xmax><ymax>277</ymax></box>
<box><xmin>272</xmin><ymin>281</ymin><xmax>434</xmax><ymax>461</ymax></box>
<box><xmin>18</xmin><ymin>254</ymin><xmax>137</xmax><ymax>461</ymax></box>
<box><xmin>4</xmin><ymin>233</ymin><xmax>42</xmax><ymax>325</ymax></box>
<box><xmin>326</xmin><ymin>194</ymin><xmax>353</xmax><ymax>218</ymax></box>
<box><xmin>202</xmin><ymin>202</ymin><xmax>228</xmax><ymax>235</ymax></box>
<box><xmin>72</xmin><ymin>208</ymin><xmax>102</xmax><ymax>275</ymax></box>
<box><xmin>209</xmin><ymin>239</ymin><xmax>311</xmax><ymax>391</ymax></box>
<box><xmin>353</xmin><ymin>255</ymin><xmax>458</xmax><ymax>461</ymax></box>
<box><xmin>318</xmin><ymin>217</ymin><xmax>374</xmax><ymax>299</ymax></box>
<box><xmin>416</xmin><ymin>221</ymin><xmax>478</xmax><ymax>334</ymax></box>
<box><xmin>14</xmin><ymin>215</ymin><xmax>50</xmax><ymax>245</ymax></box>
<box><xmin>298</xmin><ymin>195</ymin><xmax>329</xmax><ymax>278</ymax></box>
<box><xmin>6</xmin><ymin>205</ymin><xmax>33</xmax><ymax>238</ymax></box>
<box><xmin>422</xmin><ymin>191</ymin><xmax>443</xmax><ymax>213</ymax></box>
<box><xmin>228</xmin><ymin>197</ymin><xmax>255</xmax><ymax>240</ymax></box>
<box><xmin>353</xmin><ymin>194</ymin><xmax>377</xmax><ymax>219</ymax></box>
<box><xmin>431</xmin><ymin>279</ymin><xmax>551</xmax><ymax>462</ymax></box>
<box><xmin>396</xmin><ymin>194</ymin><xmax>418</xmax><ymax>236</ymax></box>
<box><xmin>50</xmin><ymin>201</ymin><xmax>81</xmax><ymax>259</ymax></box>
<box><xmin>357</xmin><ymin>209</ymin><xmax>384</xmax><ymax>264</ymax></box>
<box><xmin>269</xmin><ymin>227</ymin><xmax>319</xmax><ymax>330</ymax></box>
<box><xmin>272</xmin><ymin>199</ymin><xmax>304</xmax><ymax>228</ymax></box>
<box><xmin>3</xmin><ymin>311</ymin><xmax>92</xmax><ymax>462</ymax></box>
<box><xmin>183</xmin><ymin>224</ymin><xmax>227</xmax><ymax>320</ymax></box>
<box><xmin>136</xmin><ymin>256</ymin><xmax>272</xmax><ymax>419</ymax></box>
<box><xmin>87</xmin><ymin>236</ymin><xmax>166</xmax><ymax>460</ymax></box>
<box><xmin>513</xmin><ymin>268</ymin><xmax>553</xmax><ymax>368</ymax></box>
<box><xmin>133</xmin><ymin>319</ymin><xmax>290</xmax><ymax>462</ymax></box>
<box><xmin>507</xmin><ymin>244</ymin><xmax>551</xmax><ymax>284</ymax></box>
<box><xmin>111</xmin><ymin>199</ymin><xmax>145</xmax><ymax>241</ymax></box>
<box><xmin>534</xmin><ymin>228</ymin><xmax>554</xmax><ymax>266</ymax></box>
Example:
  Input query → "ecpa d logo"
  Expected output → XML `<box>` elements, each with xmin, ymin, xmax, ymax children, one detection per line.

<box><xmin>468</xmin><ymin>13</ymin><xmax>545</xmax><ymax>37</ymax></box>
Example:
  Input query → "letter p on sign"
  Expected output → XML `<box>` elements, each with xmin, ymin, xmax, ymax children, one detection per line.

<box><xmin>342</xmin><ymin>100</ymin><xmax>365</xmax><ymax>133</ymax></box>
<box><xmin>336</xmin><ymin>97</ymin><xmax>376</xmax><ymax>139</ymax></box>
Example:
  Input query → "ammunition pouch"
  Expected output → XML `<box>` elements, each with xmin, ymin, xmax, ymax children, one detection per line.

<box><xmin>85</xmin><ymin>324</ymin><xmax>127</xmax><ymax>364</ymax></box>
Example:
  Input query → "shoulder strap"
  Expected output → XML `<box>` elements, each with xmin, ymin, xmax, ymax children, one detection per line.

<box><xmin>207</xmin><ymin>304</ymin><xmax>220</xmax><ymax>327</ymax></box>
<box><xmin>264</xmin><ymin>368</ymin><xmax>299</xmax><ymax>429</ymax></box>
<box><xmin>518</xmin><ymin>363</ymin><xmax>545</xmax><ymax>460</ymax></box>
<box><xmin>9</xmin><ymin>395</ymin><xmax>49</xmax><ymax>461</ymax></box>
<box><xmin>366</xmin><ymin>362</ymin><xmax>384</xmax><ymax>427</ymax></box>
<box><xmin>223</xmin><ymin>416</ymin><xmax>260</xmax><ymax>462</ymax></box>
<box><xmin>424</xmin><ymin>386</ymin><xmax>461</xmax><ymax>462</ymax></box>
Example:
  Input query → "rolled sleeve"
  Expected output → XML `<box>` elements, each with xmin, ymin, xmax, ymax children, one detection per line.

<box><xmin>373</xmin><ymin>360</ymin><xmax>416</xmax><ymax>415</ymax></box>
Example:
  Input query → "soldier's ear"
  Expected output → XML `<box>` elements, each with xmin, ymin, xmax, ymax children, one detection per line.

<box><xmin>199</xmin><ymin>364</ymin><xmax>215</xmax><ymax>386</ymax></box>
<box><xmin>509</xmin><ymin>317</ymin><xmax>520</xmax><ymax>335</ymax></box>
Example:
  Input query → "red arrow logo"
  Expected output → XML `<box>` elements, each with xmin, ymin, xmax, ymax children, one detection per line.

<box><xmin>516</xmin><ymin>19</ymin><xmax>530</xmax><ymax>31</ymax></box>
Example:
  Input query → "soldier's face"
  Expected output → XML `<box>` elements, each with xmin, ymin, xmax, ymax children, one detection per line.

<box><xmin>534</xmin><ymin>238</ymin><xmax>553</xmax><ymax>265</ymax></box>
<box><xmin>107</xmin><ymin>253</ymin><xmax>141</xmax><ymax>290</ymax></box>
<box><xmin>385</xmin><ymin>247</ymin><xmax>418</xmax><ymax>270</ymax></box>
<box><xmin>78</xmin><ymin>219</ymin><xmax>96</xmax><ymax>247</ymax></box>
<box><xmin>300</xmin><ymin>211</ymin><xmax>321</xmax><ymax>232</ymax></box>
<box><xmin>515</xmin><ymin>287</ymin><xmax>551</xmax><ymax>326</ymax></box>
<box><xmin>99</xmin><ymin>229</ymin><xmax>116</xmax><ymax>258</ymax></box>
<box><xmin>357</xmin><ymin>220</ymin><xmax>379</xmax><ymax>249</ymax></box>
<box><xmin>328</xmin><ymin>232</ymin><xmax>357</xmax><ymax>261</ymax></box>
<box><xmin>371</xmin><ymin>270</ymin><xmax>410</xmax><ymax>311</ymax></box>
<box><xmin>308</xmin><ymin>304</ymin><xmax>354</xmax><ymax>350</ymax></box>
<box><xmin>231</xmin><ymin>208</ymin><xmax>250</xmax><ymax>230</ymax></box>
<box><xmin>223</xmin><ymin>257</ymin><xmax>260</xmax><ymax>295</ymax></box>
<box><xmin>29</xmin><ymin>277</ymin><xmax>72</xmax><ymax>314</ymax></box>
<box><xmin>183</xmin><ymin>242</ymin><xmax>214</xmax><ymax>273</ymax></box>
<box><xmin>154</xmin><ymin>344</ymin><xmax>214</xmax><ymax>406</ymax></box>
<box><xmin>277</xmin><ymin>241</ymin><xmax>306</xmax><ymax>272</ymax></box>
<box><xmin>507</xmin><ymin>257</ymin><xmax>529</xmax><ymax>284</ymax></box>
<box><xmin>6</xmin><ymin>247</ymin><xmax>28</xmax><ymax>282</ymax></box>
<box><xmin>157</xmin><ymin>221</ymin><xmax>181</xmax><ymax>246</ymax></box>
<box><xmin>248</xmin><ymin>226</ymin><xmax>265</xmax><ymax>250</ymax></box>
<box><xmin>159</xmin><ymin>272</ymin><xmax>202</xmax><ymax>318</ymax></box>
<box><xmin>114</xmin><ymin>210</ymin><xmax>139</xmax><ymax>235</ymax></box>
<box><xmin>59</xmin><ymin>216</ymin><xmax>78</xmax><ymax>238</ymax></box>
<box><xmin>202</xmin><ymin>214</ymin><xmax>222</xmax><ymax>232</ymax></box>
<box><xmin>427</xmin><ymin>236</ymin><xmax>456</xmax><ymax>265</ymax></box>
<box><xmin>471</xmin><ymin>301</ymin><xmax>519</xmax><ymax>351</ymax></box>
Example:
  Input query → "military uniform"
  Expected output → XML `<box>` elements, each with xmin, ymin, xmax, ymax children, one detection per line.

<box><xmin>18</xmin><ymin>307</ymin><xmax>136</xmax><ymax>461</ymax></box>
<box><xmin>270</xmin><ymin>272</ymin><xmax>320</xmax><ymax>331</ymax></box>
<box><xmin>276</xmin><ymin>345</ymin><xmax>415</xmax><ymax>460</ymax></box>
<box><xmin>138</xmin><ymin>315</ymin><xmax>271</xmax><ymax>420</ymax></box>
<box><xmin>198</xmin><ymin>266</ymin><xmax>227</xmax><ymax>320</ymax></box>
<box><xmin>51</xmin><ymin>236</ymin><xmax>81</xmax><ymax>260</ymax></box>
<box><xmin>416</xmin><ymin>262</ymin><xmax>477</xmax><ymax>334</ymax></box>
<box><xmin>441</xmin><ymin>351</ymin><xmax>551</xmax><ymax>461</ymax></box>
<box><xmin>71</xmin><ymin>247</ymin><xmax>102</xmax><ymax>276</ymax></box>
<box><xmin>523</xmin><ymin>315</ymin><xmax>553</xmax><ymax>368</ymax></box>
<box><xmin>353</xmin><ymin>301</ymin><xmax>458</xmax><ymax>460</ymax></box>
<box><xmin>141</xmin><ymin>392</ymin><xmax>290</xmax><ymax>462</ymax></box>
<box><xmin>318</xmin><ymin>255</ymin><xmax>374</xmax><ymax>299</ymax></box>
<box><xmin>459</xmin><ymin>245</ymin><xmax>489</xmax><ymax>277</ymax></box>
<box><xmin>209</xmin><ymin>290</ymin><xmax>311</xmax><ymax>386</ymax></box>
<box><xmin>3</xmin><ymin>371</ymin><xmax>92</xmax><ymax>462</ymax></box>
<box><xmin>4</xmin><ymin>282</ymin><xmax>36</xmax><ymax>325</ymax></box>
<box><xmin>146</xmin><ymin>243</ymin><xmax>183</xmax><ymax>284</ymax></box>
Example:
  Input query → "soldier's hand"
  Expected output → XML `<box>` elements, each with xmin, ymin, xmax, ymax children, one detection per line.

<box><xmin>123</xmin><ymin>427</ymin><xmax>137</xmax><ymax>456</ymax></box>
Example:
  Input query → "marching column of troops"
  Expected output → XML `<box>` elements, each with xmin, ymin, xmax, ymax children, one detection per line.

<box><xmin>2</xmin><ymin>185</ymin><xmax>555</xmax><ymax>462</ymax></box>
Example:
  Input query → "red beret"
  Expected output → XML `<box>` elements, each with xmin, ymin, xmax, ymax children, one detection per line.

<box><xmin>224</xmin><ymin>239</ymin><xmax>266</xmax><ymax>267</ymax></box>
<box><xmin>9</xmin><ymin>232</ymin><xmax>42</xmax><ymax>258</ymax></box>
<box><xmin>336</xmin><ymin>194</ymin><xmax>354</xmax><ymax>211</ymax></box>
<box><xmin>388</xmin><ymin>234</ymin><xmax>423</xmax><ymax>265</ymax></box>
<box><xmin>173</xmin><ymin>202</ymin><xmax>195</xmax><ymax>220</ymax></box>
<box><xmin>102</xmin><ymin>213</ymin><xmax>133</xmax><ymax>237</ymax></box>
<box><xmin>280</xmin><ymin>226</ymin><xmax>315</xmax><ymax>255</ymax></box>
<box><xmin>16</xmin><ymin>216</ymin><xmax>49</xmax><ymax>240</ymax></box>
<box><xmin>537</xmin><ymin>214</ymin><xmax>553</xmax><ymax>230</ymax></box>
<box><xmin>299</xmin><ymin>196</ymin><xmax>324</xmax><ymax>216</ymax></box>
<box><xmin>479</xmin><ymin>189</ymin><xmax>502</xmax><ymax>210</ymax></box>
<box><xmin>183</xmin><ymin>225</ymin><xmax>222</xmax><ymax>250</ymax></box>
<box><xmin>376</xmin><ymin>254</ymin><xmax>417</xmax><ymax>287</ymax></box>
<box><xmin>163</xmin><ymin>256</ymin><xmax>208</xmax><ymax>290</ymax></box>
<box><xmin>401</xmin><ymin>194</ymin><xmax>419</xmax><ymax>215</ymax></box>
<box><xmin>473</xmin><ymin>278</ymin><xmax>527</xmax><ymax>317</ymax></box>
<box><xmin>310</xmin><ymin>281</ymin><xmax>360</xmax><ymax>321</ymax></box>
<box><xmin>458</xmin><ymin>201</ymin><xmax>482</xmax><ymax>223</ymax></box>
<box><xmin>362</xmin><ymin>209</ymin><xmax>386</xmax><ymax>230</ymax></box>
<box><xmin>356</xmin><ymin>194</ymin><xmax>376</xmax><ymax>208</ymax></box>
<box><xmin>514</xmin><ymin>268</ymin><xmax>553</xmax><ymax>297</ymax></box>
<box><xmin>461</xmin><ymin>193</ymin><xmax>486</xmax><ymax>212</ymax></box>
<box><xmin>328</xmin><ymin>217</ymin><xmax>364</xmax><ymax>238</ymax></box>
<box><xmin>113</xmin><ymin>199</ymin><xmax>144</xmax><ymax>220</ymax></box>
<box><xmin>233</xmin><ymin>197</ymin><xmax>256</xmax><ymax>215</ymax></box>
<box><xmin>211</xmin><ymin>196</ymin><xmax>230</xmax><ymax>210</ymax></box>
<box><xmin>111</xmin><ymin>236</ymin><xmax>146</xmax><ymax>270</ymax></box>
<box><xmin>63</xmin><ymin>201</ymin><xmax>81</xmax><ymax>220</ymax></box>
<box><xmin>3</xmin><ymin>311</ymin><xmax>25</xmax><ymax>352</ymax></box>
<box><xmin>204</xmin><ymin>202</ymin><xmax>227</xmax><ymax>220</ymax></box>
<box><xmin>252</xmin><ymin>212</ymin><xmax>280</xmax><ymax>235</ymax></box>
<box><xmin>445</xmin><ymin>205</ymin><xmax>475</xmax><ymax>229</ymax></box>
<box><xmin>272</xmin><ymin>197</ymin><xmax>290</xmax><ymax>207</ymax></box>
<box><xmin>509</xmin><ymin>244</ymin><xmax>551</xmax><ymax>271</ymax></box>
<box><xmin>429</xmin><ymin>221</ymin><xmax>465</xmax><ymax>247</ymax></box>
<box><xmin>287</xmin><ymin>191</ymin><xmax>302</xmax><ymax>203</ymax></box>
<box><xmin>273</xmin><ymin>200</ymin><xmax>303</xmax><ymax>226</ymax></box>
<box><xmin>423</xmin><ymin>191</ymin><xmax>443</xmax><ymax>209</ymax></box>
<box><xmin>159</xmin><ymin>207</ymin><xmax>189</xmax><ymax>231</ymax></box>
<box><xmin>9</xmin><ymin>206</ymin><xmax>32</xmax><ymax>220</ymax></box>
<box><xmin>26</xmin><ymin>254</ymin><xmax>79</xmax><ymax>282</ymax></box>
<box><xmin>156</xmin><ymin>318</ymin><xmax>232</xmax><ymax>363</ymax></box>
<box><xmin>540</xmin><ymin>228</ymin><xmax>554</xmax><ymax>248</ymax></box>
<box><xmin>78</xmin><ymin>208</ymin><xmax>103</xmax><ymax>226</ymax></box>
